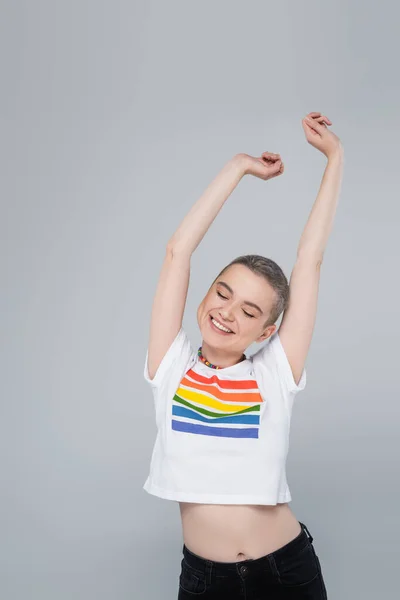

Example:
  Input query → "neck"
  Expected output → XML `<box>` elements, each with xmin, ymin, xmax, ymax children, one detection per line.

<box><xmin>200</xmin><ymin>342</ymin><xmax>245</xmax><ymax>369</ymax></box>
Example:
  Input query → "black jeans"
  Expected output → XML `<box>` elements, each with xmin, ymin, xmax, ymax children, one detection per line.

<box><xmin>178</xmin><ymin>521</ymin><xmax>328</xmax><ymax>599</ymax></box>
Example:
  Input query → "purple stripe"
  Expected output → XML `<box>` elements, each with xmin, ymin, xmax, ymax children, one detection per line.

<box><xmin>172</xmin><ymin>419</ymin><xmax>259</xmax><ymax>438</ymax></box>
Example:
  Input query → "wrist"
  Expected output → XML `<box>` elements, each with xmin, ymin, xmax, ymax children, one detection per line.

<box><xmin>231</xmin><ymin>153</ymin><xmax>249</xmax><ymax>177</ymax></box>
<box><xmin>326</xmin><ymin>145</ymin><xmax>344</xmax><ymax>162</ymax></box>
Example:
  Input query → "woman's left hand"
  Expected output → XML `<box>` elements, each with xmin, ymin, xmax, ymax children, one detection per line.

<box><xmin>302</xmin><ymin>112</ymin><xmax>343</xmax><ymax>158</ymax></box>
<box><xmin>240</xmin><ymin>152</ymin><xmax>284</xmax><ymax>180</ymax></box>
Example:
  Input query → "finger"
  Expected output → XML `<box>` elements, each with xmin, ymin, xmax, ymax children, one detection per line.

<box><xmin>314</xmin><ymin>113</ymin><xmax>332</xmax><ymax>126</ymax></box>
<box><xmin>317</xmin><ymin>115</ymin><xmax>332</xmax><ymax>126</ymax></box>
<box><xmin>262</xmin><ymin>156</ymin><xmax>279</xmax><ymax>164</ymax></box>
<box><xmin>269</xmin><ymin>161</ymin><xmax>283</xmax><ymax>178</ymax></box>
<box><xmin>262</xmin><ymin>151</ymin><xmax>280</xmax><ymax>159</ymax></box>
<box><xmin>308</xmin><ymin>115</ymin><xmax>325</xmax><ymax>125</ymax></box>
<box><xmin>302</xmin><ymin>116</ymin><xmax>320</xmax><ymax>130</ymax></box>
<box><xmin>302</xmin><ymin>121</ymin><xmax>319</xmax><ymax>137</ymax></box>
<box><xmin>268</xmin><ymin>159</ymin><xmax>282</xmax><ymax>170</ymax></box>
<box><xmin>306</xmin><ymin>112</ymin><xmax>332</xmax><ymax>126</ymax></box>
<box><xmin>304</xmin><ymin>116</ymin><xmax>324</xmax><ymax>133</ymax></box>
<box><xmin>302</xmin><ymin>122</ymin><xmax>317</xmax><ymax>136</ymax></box>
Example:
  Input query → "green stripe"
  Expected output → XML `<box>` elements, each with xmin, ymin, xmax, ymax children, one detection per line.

<box><xmin>173</xmin><ymin>394</ymin><xmax>260</xmax><ymax>418</ymax></box>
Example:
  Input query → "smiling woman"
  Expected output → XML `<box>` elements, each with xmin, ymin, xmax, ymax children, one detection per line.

<box><xmin>196</xmin><ymin>256</ymin><xmax>290</xmax><ymax>368</ymax></box>
<box><xmin>143</xmin><ymin>112</ymin><xmax>343</xmax><ymax>599</ymax></box>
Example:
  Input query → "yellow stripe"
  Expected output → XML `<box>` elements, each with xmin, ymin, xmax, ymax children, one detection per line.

<box><xmin>176</xmin><ymin>387</ymin><xmax>262</xmax><ymax>413</ymax></box>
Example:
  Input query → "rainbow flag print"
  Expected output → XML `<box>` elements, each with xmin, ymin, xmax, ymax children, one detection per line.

<box><xmin>171</xmin><ymin>368</ymin><xmax>264</xmax><ymax>439</ymax></box>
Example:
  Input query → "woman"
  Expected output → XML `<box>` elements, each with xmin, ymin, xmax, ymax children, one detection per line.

<box><xmin>144</xmin><ymin>111</ymin><xmax>343</xmax><ymax>599</ymax></box>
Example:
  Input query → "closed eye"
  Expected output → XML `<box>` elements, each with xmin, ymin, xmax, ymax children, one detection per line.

<box><xmin>217</xmin><ymin>291</ymin><xmax>255</xmax><ymax>317</ymax></box>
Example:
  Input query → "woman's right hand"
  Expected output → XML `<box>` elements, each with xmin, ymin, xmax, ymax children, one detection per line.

<box><xmin>238</xmin><ymin>152</ymin><xmax>285</xmax><ymax>181</ymax></box>
<box><xmin>301</xmin><ymin>112</ymin><xmax>342</xmax><ymax>159</ymax></box>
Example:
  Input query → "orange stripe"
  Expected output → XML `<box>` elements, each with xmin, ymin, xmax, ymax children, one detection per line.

<box><xmin>186</xmin><ymin>368</ymin><xmax>258</xmax><ymax>390</ymax></box>
<box><xmin>180</xmin><ymin>376</ymin><xmax>263</xmax><ymax>403</ymax></box>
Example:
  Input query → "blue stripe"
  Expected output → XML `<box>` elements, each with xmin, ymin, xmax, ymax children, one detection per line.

<box><xmin>172</xmin><ymin>405</ymin><xmax>260</xmax><ymax>425</ymax></box>
<box><xmin>172</xmin><ymin>419</ymin><xmax>259</xmax><ymax>438</ymax></box>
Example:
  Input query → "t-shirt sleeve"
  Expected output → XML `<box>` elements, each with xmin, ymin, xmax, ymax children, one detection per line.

<box><xmin>143</xmin><ymin>327</ymin><xmax>195</xmax><ymax>389</ymax></box>
<box><xmin>251</xmin><ymin>331</ymin><xmax>307</xmax><ymax>396</ymax></box>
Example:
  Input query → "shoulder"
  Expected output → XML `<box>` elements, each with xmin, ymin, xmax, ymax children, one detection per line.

<box><xmin>144</xmin><ymin>326</ymin><xmax>197</xmax><ymax>389</ymax></box>
<box><xmin>251</xmin><ymin>331</ymin><xmax>307</xmax><ymax>395</ymax></box>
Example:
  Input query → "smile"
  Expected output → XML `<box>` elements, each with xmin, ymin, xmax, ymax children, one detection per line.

<box><xmin>210</xmin><ymin>316</ymin><xmax>234</xmax><ymax>334</ymax></box>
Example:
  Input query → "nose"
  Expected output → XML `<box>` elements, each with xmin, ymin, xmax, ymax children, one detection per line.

<box><xmin>219</xmin><ymin>308</ymin><xmax>234</xmax><ymax>322</ymax></box>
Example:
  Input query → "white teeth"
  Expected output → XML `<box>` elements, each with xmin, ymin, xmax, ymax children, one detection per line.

<box><xmin>211</xmin><ymin>317</ymin><xmax>232</xmax><ymax>333</ymax></box>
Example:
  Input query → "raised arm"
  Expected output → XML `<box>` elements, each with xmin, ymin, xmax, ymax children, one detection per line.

<box><xmin>146</xmin><ymin>155</ymin><xmax>246</xmax><ymax>380</ymax></box>
<box><xmin>278</xmin><ymin>112</ymin><xmax>344</xmax><ymax>384</ymax></box>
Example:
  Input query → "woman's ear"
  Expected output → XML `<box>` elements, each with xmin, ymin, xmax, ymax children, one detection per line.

<box><xmin>258</xmin><ymin>324</ymin><xmax>277</xmax><ymax>343</ymax></box>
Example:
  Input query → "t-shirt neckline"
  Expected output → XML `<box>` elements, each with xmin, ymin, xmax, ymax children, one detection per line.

<box><xmin>194</xmin><ymin>355</ymin><xmax>252</xmax><ymax>375</ymax></box>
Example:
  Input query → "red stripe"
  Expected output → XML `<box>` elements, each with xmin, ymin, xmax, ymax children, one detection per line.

<box><xmin>186</xmin><ymin>368</ymin><xmax>258</xmax><ymax>390</ymax></box>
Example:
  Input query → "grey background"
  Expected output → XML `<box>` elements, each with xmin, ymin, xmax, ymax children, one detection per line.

<box><xmin>1</xmin><ymin>1</ymin><xmax>399</xmax><ymax>598</ymax></box>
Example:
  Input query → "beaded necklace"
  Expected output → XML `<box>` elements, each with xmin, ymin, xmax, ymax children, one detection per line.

<box><xmin>197</xmin><ymin>347</ymin><xmax>246</xmax><ymax>370</ymax></box>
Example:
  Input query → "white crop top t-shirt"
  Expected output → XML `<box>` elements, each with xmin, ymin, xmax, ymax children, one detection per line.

<box><xmin>143</xmin><ymin>327</ymin><xmax>306</xmax><ymax>505</ymax></box>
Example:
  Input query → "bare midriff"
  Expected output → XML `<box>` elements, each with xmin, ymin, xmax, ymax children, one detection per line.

<box><xmin>179</xmin><ymin>502</ymin><xmax>302</xmax><ymax>562</ymax></box>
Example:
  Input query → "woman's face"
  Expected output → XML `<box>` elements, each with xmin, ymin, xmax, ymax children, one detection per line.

<box><xmin>196</xmin><ymin>264</ymin><xmax>277</xmax><ymax>353</ymax></box>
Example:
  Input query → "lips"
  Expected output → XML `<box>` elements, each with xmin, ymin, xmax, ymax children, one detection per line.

<box><xmin>209</xmin><ymin>315</ymin><xmax>235</xmax><ymax>334</ymax></box>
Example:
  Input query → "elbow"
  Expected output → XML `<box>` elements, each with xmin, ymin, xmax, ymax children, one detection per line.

<box><xmin>296</xmin><ymin>251</ymin><xmax>324</xmax><ymax>269</ymax></box>
<box><xmin>166</xmin><ymin>240</ymin><xmax>192</xmax><ymax>258</ymax></box>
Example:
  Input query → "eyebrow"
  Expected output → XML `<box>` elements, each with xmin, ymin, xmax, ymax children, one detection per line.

<box><xmin>216</xmin><ymin>281</ymin><xmax>264</xmax><ymax>315</ymax></box>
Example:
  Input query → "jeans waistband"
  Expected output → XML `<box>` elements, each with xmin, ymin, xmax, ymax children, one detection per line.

<box><xmin>182</xmin><ymin>521</ymin><xmax>314</xmax><ymax>577</ymax></box>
